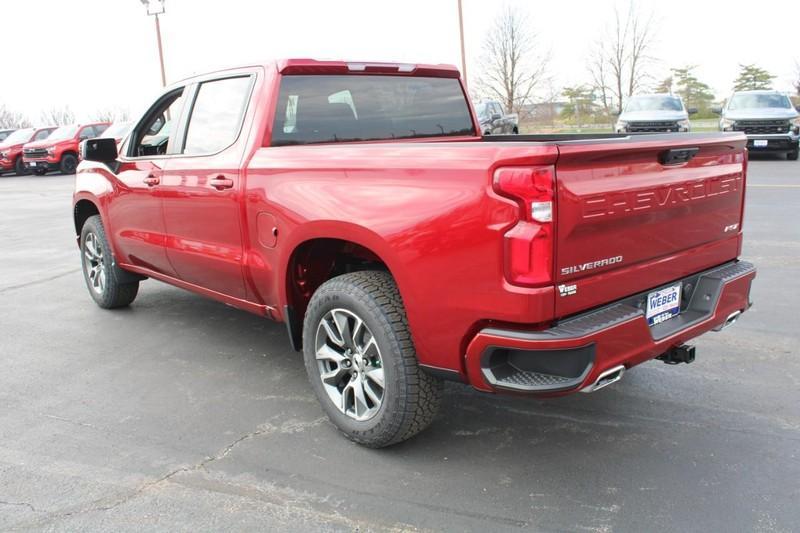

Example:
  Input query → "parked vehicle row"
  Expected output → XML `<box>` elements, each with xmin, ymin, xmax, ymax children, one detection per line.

<box><xmin>0</xmin><ymin>121</ymin><xmax>133</xmax><ymax>176</ymax></box>
<box><xmin>74</xmin><ymin>58</ymin><xmax>755</xmax><ymax>447</ymax></box>
<box><xmin>614</xmin><ymin>90</ymin><xmax>799</xmax><ymax>160</ymax></box>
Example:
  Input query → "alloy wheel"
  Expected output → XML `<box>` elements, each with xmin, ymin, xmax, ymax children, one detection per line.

<box><xmin>315</xmin><ymin>308</ymin><xmax>385</xmax><ymax>421</ymax></box>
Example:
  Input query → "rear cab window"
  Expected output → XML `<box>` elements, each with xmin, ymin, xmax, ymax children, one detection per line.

<box><xmin>271</xmin><ymin>75</ymin><xmax>475</xmax><ymax>146</ymax></box>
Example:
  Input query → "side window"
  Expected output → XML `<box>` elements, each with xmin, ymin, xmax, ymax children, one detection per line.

<box><xmin>183</xmin><ymin>76</ymin><xmax>252</xmax><ymax>155</ymax></box>
<box><xmin>79</xmin><ymin>126</ymin><xmax>95</xmax><ymax>140</ymax></box>
<box><xmin>129</xmin><ymin>88</ymin><xmax>185</xmax><ymax>157</ymax></box>
<box><xmin>94</xmin><ymin>124</ymin><xmax>109</xmax><ymax>136</ymax></box>
<box><xmin>34</xmin><ymin>129</ymin><xmax>51</xmax><ymax>141</ymax></box>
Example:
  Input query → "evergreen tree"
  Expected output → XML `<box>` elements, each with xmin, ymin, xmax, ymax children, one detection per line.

<box><xmin>672</xmin><ymin>66</ymin><xmax>715</xmax><ymax>111</ymax></box>
<box><xmin>733</xmin><ymin>64</ymin><xmax>775</xmax><ymax>91</ymax></box>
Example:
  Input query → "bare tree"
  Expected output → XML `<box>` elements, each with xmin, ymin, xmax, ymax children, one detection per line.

<box><xmin>40</xmin><ymin>106</ymin><xmax>76</xmax><ymax>126</ymax></box>
<box><xmin>0</xmin><ymin>106</ymin><xmax>32</xmax><ymax>129</ymax></box>
<box><xmin>792</xmin><ymin>60</ymin><xmax>800</xmax><ymax>97</ymax></box>
<box><xmin>588</xmin><ymin>41</ymin><xmax>612</xmax><ymax>115</ymax></box>
<box><xmin>587</xmin><ymin>3</ymin><xmax>658</xmax><ymax>114</ymax></box>
<box><xmin>91</xmin><ymin>108</ymin><xmax>130</xmax><ymax>123</ymax></box>
<box><xmin>476</xmin><ymin>5</ymin><xmax>549</xmax><ymax>116</ymax></box>
<box><xmin>627</xmin><ymin>7</ymin><xmax>656</xmax><ymax>96</ymax></box>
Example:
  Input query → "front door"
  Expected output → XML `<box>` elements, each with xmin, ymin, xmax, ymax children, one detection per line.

<box><xmin>107</xmin><ymin>87</ymin><xmax>188</xmax><ymax>276</ymax></box>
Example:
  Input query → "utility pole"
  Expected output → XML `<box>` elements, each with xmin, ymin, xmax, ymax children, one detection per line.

<box><xmin>457</xmin><ymin>0</ymin><xmax>467</xmax><ymax>88</ymax></box>
<box><xmin>140</xmin><ymin>0</ymin><xmax>167</xmax><ymax>87</ymax></box>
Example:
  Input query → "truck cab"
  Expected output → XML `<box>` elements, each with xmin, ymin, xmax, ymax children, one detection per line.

<box><xmin>715</xmin><ymin>90</ymin><xmax>800</xmax><ymax>160</ymax></box>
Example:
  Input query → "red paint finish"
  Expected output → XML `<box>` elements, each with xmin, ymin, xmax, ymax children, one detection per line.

<box><xmin>24</xmin><ymin>122</ymin><xmax>110</xmax><ymax>168</ymax></box>
<box><xmin>73</xmin><ymin>59</ymin><xmax>755</xmax><ymax>395</ymax></box>
<box><xmin>0</xmin><ymin>127</ymin><xmax>57</xmax><ymax>172</ymax></box>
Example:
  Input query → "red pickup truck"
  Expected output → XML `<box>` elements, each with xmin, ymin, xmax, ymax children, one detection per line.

<box><xmin>24</xmin><ymin>122</ymin><xmax>110</xmax><ymax>174</ymax></box>
<box><xmin>74</xmin><ymin>59</ymin><xmax>756</xmax><ymax>447</ymax></box>
<box><xmin>0</xmin><ymin>126</ymin><xmax>57</xmax><ymax>175</ymax></box>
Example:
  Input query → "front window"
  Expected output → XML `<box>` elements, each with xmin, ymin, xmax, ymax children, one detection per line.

<box><xmin>624</xmin><ymin>96</ymin><xmax>684</xmax><ymax>112</ymax></box>
<box><xmin>1</xmin><ymin>128</ymin><xmax>35</xmax><ymax>145</ymax></box>
<box><xmin>47</xmin><ymin>125</ymin><xmax>80</xmax><ymax>142</ymax></box>
<box><xmin>728</xmin><ymin>93</ymin><xmax>792</xmax><ymax>110</ymax></box>
<box><xmin>271</xmin><ymin>75</ymin><xmax>475</xmax><ymax>146</ymax></box>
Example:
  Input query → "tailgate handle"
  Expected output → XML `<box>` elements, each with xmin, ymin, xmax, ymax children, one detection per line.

<box><xmin>659</xmin><ymin>147</ymin><xmax>699</xmax><ymax>165</ymax></box>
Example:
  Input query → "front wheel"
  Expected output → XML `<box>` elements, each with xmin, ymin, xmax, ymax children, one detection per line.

<box><xmin>60</xmin><ymin>153</ymin><xmax>78</xmax><ymax>174</ymax></box>
<box><xmin>80</xmin><ymin>215</ymin><xmax>139</xmax><ymax>308</ymax></box>
<box><xmin>14</xmin><ymin>157</ymin><xmax>29</xmax><ymax>176</ymax></box>
<box><xmin>787</xmin><ymin>150</ymin><xmax>799</xmax><ymax>161</ymax></box>
<box><xmin>302</xmin><ymin>271</ymin><xmax>443</xmax><ymax>447</ymax></box>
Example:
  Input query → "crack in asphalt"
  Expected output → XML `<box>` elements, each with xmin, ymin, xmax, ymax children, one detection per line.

<box><xmin>10</xmin><ymin>417</ymin><xmax>326</xmax><ymax>528</ymax></box>
<box><xmin>0</xmin><ymin>500</ymin><xmax>41</xmax><ymax>513</ymax></box>
<box><xmin>0</xmin><ymin>268</ymin><xmax>81</xmax><ymax>293</ymax></box>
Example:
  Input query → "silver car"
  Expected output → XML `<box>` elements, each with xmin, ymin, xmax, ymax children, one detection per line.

<box><xmin>615</xmin><ymin>94</ymin><xmax>696</xmax><ymax>133</ymax></box>
<box><xmin>715</xmin><ymin>91</ymin><xmax>799</xmax><ymax>160</ymax></box>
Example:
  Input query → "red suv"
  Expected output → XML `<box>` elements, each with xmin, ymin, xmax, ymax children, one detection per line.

<box><xmin>0</xmin><ymin>127</ymin><xmax>57</xmax><ymax>176</ymax></box>
<box><xmin>23</xmin><ymin>122</ymin><xmax>110</xmax><ymax>175</ymax></box>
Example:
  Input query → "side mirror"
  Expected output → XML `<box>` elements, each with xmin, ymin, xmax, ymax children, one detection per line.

<box><xmin>80</xmin><ymin>138</ymin><xmax>118</xmax><ymax>163</ymax></box>
<box><xmin>711</xmin><ymin>106</ymin><xmax>722</xmax><ymax>115</ymax></box>
<box><xmin>147</xmin><ymin>114</ymin><xmax>166</xmax><ymax>135</ymax></box>
<box><xmin>491</xmin><ymin>113</ymin><xmax>502</xmax><ymax>121</ymax></box>
<box><xmin>687</xmin><ymin>107</ymin><xmax>698</xmax><ymax>115</ymax></box>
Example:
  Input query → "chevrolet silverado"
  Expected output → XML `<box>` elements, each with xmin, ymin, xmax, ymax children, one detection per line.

<box><xmin>74</xmin><ymin>59</ymin><xmax>756</xmax><ymax>447</ymax></box>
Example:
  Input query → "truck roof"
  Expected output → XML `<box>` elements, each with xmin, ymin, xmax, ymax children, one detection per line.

<box><xmin>275</xmin><ymin>59</ymin><xmax>460</xmax><ymax>78</ymax></box>
<box><xmin>174</xmin><ymin>59</ymin><xmax>461</xmax><ymax>84</ymax></box>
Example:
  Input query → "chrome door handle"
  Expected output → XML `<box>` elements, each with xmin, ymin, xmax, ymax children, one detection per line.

<box><xmin>209</xmin><ymin>176</ymin><xmax>234</xmax><ymax>190</ymax></box>
<box><xmin>144</xmin><ymin>175</ymin><xmax>160</xmax><ymax>186</ymax></box>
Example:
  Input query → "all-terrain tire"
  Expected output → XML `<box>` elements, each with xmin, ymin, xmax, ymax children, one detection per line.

<box><xmin>787</xmin><ymin>150</ymin><xmax>798</xmax><ymax>161</ymax></box>
<box><xmin>80</xmin><ymin>215</ymin><xmax>139</xmax><ymax>308</ymax></box>
<box><xmin>302</xmin><ymin>271</ymin><xmax>443</xmax><ymax>447</ymax></box>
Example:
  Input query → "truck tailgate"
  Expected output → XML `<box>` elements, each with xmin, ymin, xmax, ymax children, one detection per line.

<box><xmin>553</xmin><ymin>133</ymin><xmax>747</xmax><ymax>317</ymax></box>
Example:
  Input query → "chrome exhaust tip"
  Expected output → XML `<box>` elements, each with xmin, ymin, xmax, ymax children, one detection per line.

<box><xmin>713</xmin><ymin>310</ymin><xmax>742</xmax><ymax>332</ymax></box>
<box><xmin>580</xmin><ymin>364</ymin><xmax>626</xmax><ymax>393</ymax></box>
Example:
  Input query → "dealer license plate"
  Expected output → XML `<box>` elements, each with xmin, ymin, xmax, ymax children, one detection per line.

<box><xmin>646</xmin><ymin>283</ymin><xmax>682</xmax><ymax>326</ymax></box>
<box><xmin>28</xmin><ymin>161</ymin><xmax>36</xmax><ymax>167</ymax></box>
<box><xmin>753</xmin><ymin>139</ymin><xmax>768</xmax><ymax>148</ymax></box>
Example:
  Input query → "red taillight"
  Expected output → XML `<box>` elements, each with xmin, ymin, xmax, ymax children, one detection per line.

<box><xmin>493</xmin><ymin>166</ymin><xmax>555</xmax><ymax>286</ymax></box>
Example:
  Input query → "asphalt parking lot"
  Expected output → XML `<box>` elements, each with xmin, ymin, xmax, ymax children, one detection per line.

<box><xmin>1</xmin><ymin>157</ymin><xmax>799</xmax><ymax>532</ymax></box>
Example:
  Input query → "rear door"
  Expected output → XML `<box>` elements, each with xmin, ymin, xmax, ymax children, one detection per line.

<box><xmin>159</xmin><ymin>73</ymin><xmax>256</xmax><ymax>299</ymax></box>
<box><xmin>553</xmin><ymin>134</ymin><xmax>747</xmax><ymax>316</ymax></box>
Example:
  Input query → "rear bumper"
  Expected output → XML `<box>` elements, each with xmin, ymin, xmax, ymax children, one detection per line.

<box><xmin>466</xmin><ymin>260</ymin><xmax>756</xmax><ymax>395</ymax></box>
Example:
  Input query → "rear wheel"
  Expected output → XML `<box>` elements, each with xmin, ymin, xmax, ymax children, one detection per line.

<box><xmin>80</xmin><ymin>215</ymin><xmax>139</xmax><ymax>308</ymax></box>
<box><xmin>14</xmin><ymin>157</ymin><xmax>29</xmax><ymax>176</ymax></box>
<box><xmin>302</xmin><ymin>271</ymin><xmax>443</xmax><ymax>447</ymax></box>
<box><xmin>787</xmin><ymin>150</ymin><xmax>798</xmax><ymax>161</ymax></box>
<box><xmin>60</xmin><ymin>153</ymin><xmax>78</xmax><ymax>174</ymax></box>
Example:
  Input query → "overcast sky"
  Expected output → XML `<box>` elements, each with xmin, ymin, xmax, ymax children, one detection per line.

<box><xmin>2</xmin><ymin>0</ymin><xmax>798</xmax><ymax>123</ymax></box>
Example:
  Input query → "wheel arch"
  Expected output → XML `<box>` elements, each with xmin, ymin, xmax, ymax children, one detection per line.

<box><xmin>281</xmin><ymin>225</ymin><xmax>406</xmax><ymax>351</ymax></box>
<box><xmin>73</xmin><ymin>197</ymin><xmax>101</xmax><ymax>237</ymax></box>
